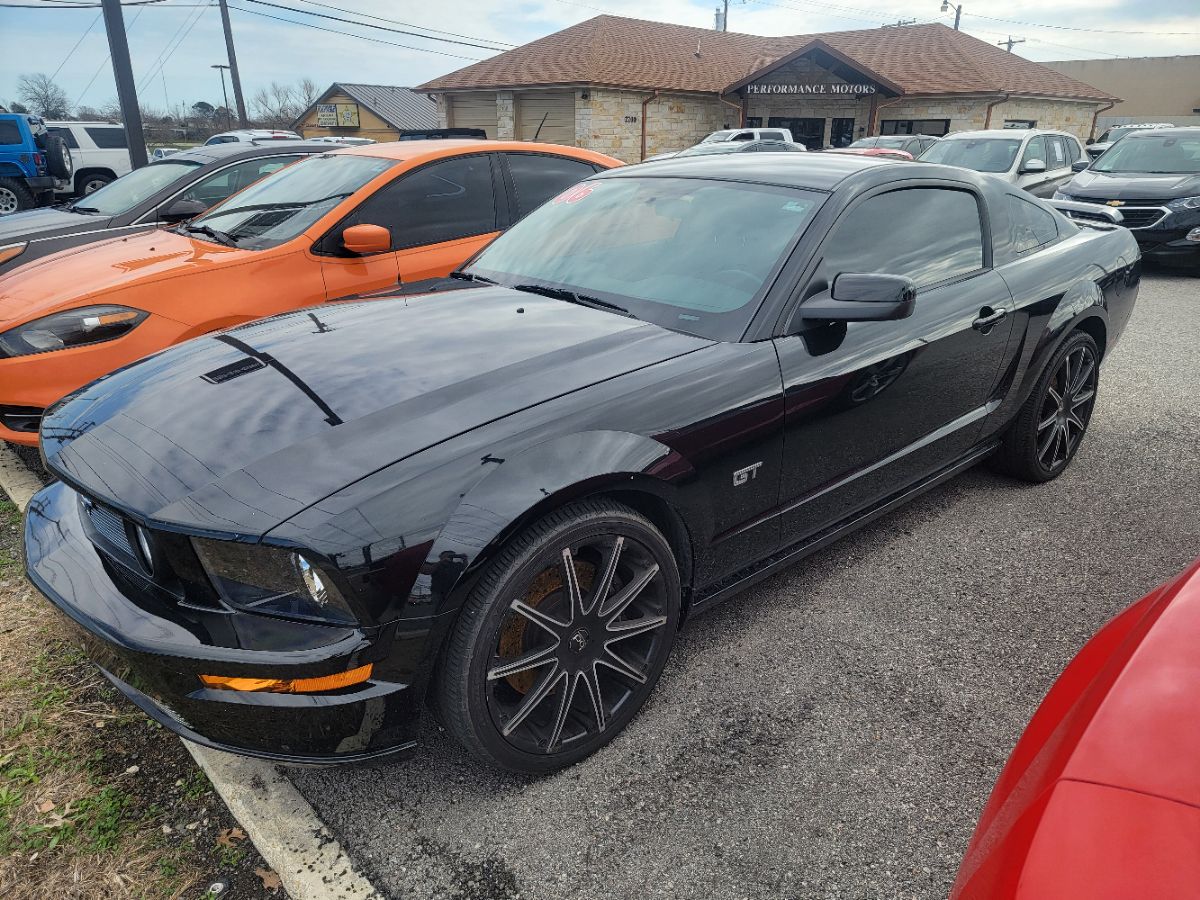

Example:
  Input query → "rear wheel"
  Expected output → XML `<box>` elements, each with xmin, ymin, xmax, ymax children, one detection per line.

<box><xmin>991</xmin><ymin>331</ymin><xmax>1099</xmax><ymax>482</ymax></box>
<box><xmin>76</xmin><ymin>172</ymin><xmax>113</xmax><ymax>195</ymax></box>
<box><xmin>0</xmin><ymin>178</ymin><xmax>35</xmax><ymax>215</ymax></box>
<box><xmin>435</xmin><ymin>499</ymin><xmax>681</xmax><ymax>774</ymax></box>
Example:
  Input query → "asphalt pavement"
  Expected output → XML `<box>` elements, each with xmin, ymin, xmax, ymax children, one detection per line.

<box><xmin>287</xmin><ymin>271</ymin><xmax>1197</xmax><ymax>899</ymax></box>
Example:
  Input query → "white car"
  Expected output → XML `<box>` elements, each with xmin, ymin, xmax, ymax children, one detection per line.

<box><xmin>204</xmin><ymin>129</ymin><xmax>302</xmax><ymax>145</ymax></box>
<box><xmin>917</xmin><ymin>129</ymin><xmax>1087</xmax><ymax>197</ymax></box>
<box><xmin>44</xmin><ymin>120</ymin><xmax>134</xmax><ymax>196</ymax></box>
<box><xmin>700</xmin><ymin>127</ymin><xmax>795</xmax><ymax>144</ymax></box>
<box><xmin>151</xmin><ymin>147</ymin><xmax>182</xmax><ymax>160</ymax></box>
<box><xmin>305</xmin><ymin>136</ymin><xmax>376</xmax><ymax>146</ymax></box>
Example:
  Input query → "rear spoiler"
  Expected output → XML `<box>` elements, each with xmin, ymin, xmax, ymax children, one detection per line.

<box><xmin>1047</xmin><ymin>199</ymin><xmax>1124</xmax><ymax>227</ymax></box>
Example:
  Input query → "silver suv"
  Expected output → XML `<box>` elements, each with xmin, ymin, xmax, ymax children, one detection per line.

<box><xmin>917</xmin><ymin>129</ymin><xmax>1087</xmax><ymax>197</ymax></box>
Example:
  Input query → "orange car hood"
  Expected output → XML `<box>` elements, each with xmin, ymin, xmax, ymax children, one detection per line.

<box><xmin>0</xmin><ymin>228</ymin><xmax>244</xmax><ymax>327</ymax></box>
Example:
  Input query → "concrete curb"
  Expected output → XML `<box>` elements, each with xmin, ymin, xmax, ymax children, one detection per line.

<box><xmin>0</xmin><ymin>442</ymin><xmax>383</xmax><ymax>900</ymax></box>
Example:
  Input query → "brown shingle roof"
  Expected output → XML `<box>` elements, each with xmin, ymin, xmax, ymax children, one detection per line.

<box><xmin>417</xmin><ymin>16</ymin><xmax>1117</xmax><ymax>102</ymax></box>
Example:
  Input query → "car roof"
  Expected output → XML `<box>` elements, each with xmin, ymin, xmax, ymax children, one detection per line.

<box><xmin>327</xmin><ymin>139</ymin><xmax>615</xmax><ymax>166</ymax></box>
<box><xmin>942</xmin><ymin>129</ymin><xmax>1073</xmax><ymax>140</ymax></box>
<box><xmin>601</xmin><ymin>152</ymin><xmax>896</xmax><ymax>190</ymax></box>
<box><xmin>1122</xmin><ymin>126</ymin><xmax>1200</xmax><ymax>139</ymax></box>
<box><xmin>166</xmin><ymin>142</ymin><xmax>334</xmax><ymax>165</ymax></box>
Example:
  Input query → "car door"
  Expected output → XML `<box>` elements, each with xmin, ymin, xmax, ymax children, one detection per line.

<box><xmin>1016</xmin><ymin>136</ymin><xmax>1055</xmax><ymax>197</ymax></box>
<box><xmin>771</xmin><ymin>184</ymin><xmax>1015</xmax><ymax>543</ymax></box>
<box><xmin>1042</xmin><ymin>135</ymin><xmax>1076</xmax><ymax>193</ymax></box>
<box><xmin>316</xmin><ymin>153</ymin><xmax>501</xmax><ymax>299</ymax></box>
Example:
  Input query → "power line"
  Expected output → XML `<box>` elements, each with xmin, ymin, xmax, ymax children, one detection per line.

<box><xmin>234</xmin><ymin>0</ymin><xmax>508</xmax><ymax>50</ymax></box>
<box><xmin>288</xmin><ymin>0</ymin><xmax>515</xmax><ymax>48</ymax></box>
<box><xmin>72</xmin><ymin>1</ymin><xmax>145</xmax><ymax>106</ymax></box>
<box><xmin>49</xmin><ymin>10</ymin><xmax>101</xmax><ymax>79</ymax></box>
<box><xmin>135</xmin><ymin>1</ymin><xmax>210</xmax><ymax>93</ymax></box>
<box><xmin>963</xmin><ymin>11</ymin><xmax>1199</xmax><ymax>37</ymax></box>
<box><xmin>225</xmin><ymin>3</ymin><xmax>487</xmax><ymax>59</ymax></box>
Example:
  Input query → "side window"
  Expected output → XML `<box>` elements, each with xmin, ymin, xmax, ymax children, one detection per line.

<box><xmin>1064</xmin><ymin>136</ymin><xmax>1082</xmax><ymax>161</ymax></box>
<box><xmin>1008</xmin><ymin>196</ymin><xmax>1058</xmax><ymax>254</ymax></box>
<box><xmin>1021</xmin><ymin>136</ymin><xmax>1046</xmax><ymax>169</ymax></box>
<box><xmin>1046</xmin><ymin>136</ymin><xmax>1067</xmax><ymax>168</ymax></box>
<box><xmin>731</xmin><ymin>131</ymin><xmax>755</xmax><ymax>142</ymax></box>
<box><xmin>85</xmin><ymin>127</ymin><xmax>128</xmax><ymax>149</ymax></box>
<box><xmin>45</xmin><ymin>126</ymin><xmax>79</xmax><ymax>149</ymax></box>
<box><xmin>348</xmin><ymin>154</ymin><xmax>497</xmax><ymax>250</ymax></box>
<box><xmin>180</xmin><ymin>155</ymin><xmax>301</xmax><ymax>207</ymax></box>
<box><xmin>762</xmin><ymin>130</ymin><xmax>787</xmax><ymax>141</ymax></box>
<box><xmin>504</xmin><ymin>153</ymin><xmax>597</xmax><ymax>219</ymax></box>
<box><xmin>0</xmin><ymin>121</ymin><xmax>21</xmax><ymax>145</ymax></box>
<box><xmin>821</xmin><ymin>188</ymin><xmax>984</xmax><ymax>288</ymax></box>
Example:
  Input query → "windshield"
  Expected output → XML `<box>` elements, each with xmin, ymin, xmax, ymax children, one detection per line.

<box><xmin>918</xmin><ymin>138</ymin><xmax>1021</xmax><ymax>173</ymax></box>
<box><xmin>852</xmin><ymin>137</ymin><xmax>906</xmax><ymax>150</ymax></box>
<box><xmin>701</xmin><ymin>131</ymin><xmax>736</xmax><ymax>144</ymax></box>
<box><xmin>466</xmin><ymin>176</ymin><xmax>824</xmax><ymax>341</ymax></box>
<box><xmin>187</xmin><ymin>153</ymin><xmax>395</xmax><ymax>249</ymax></box>
<box><xmin>70</xmin><ymin>160</ymin><xmax>201</xmax><ymax>215</ymax></box>
<box><xmin>1091</xmin><ymin>135</ymin><xmax>1200</xmax><ymax>174</ymax></box>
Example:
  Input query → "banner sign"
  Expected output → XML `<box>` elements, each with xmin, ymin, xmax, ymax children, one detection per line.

<box><xmin>746</xmin><ymin>83</ymin><xmax>878</xmax><ymax>96</ymax></box>
<box><xmin>316</xmin><ymin>103</ymin><xmax>361</xmax><ymax>127</ymax></box>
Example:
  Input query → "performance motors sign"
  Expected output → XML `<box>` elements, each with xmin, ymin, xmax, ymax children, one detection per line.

<box><xmin>746</xmin><ymin>83</ymin><xmax>878</xmax><ymax>95</ymax></box>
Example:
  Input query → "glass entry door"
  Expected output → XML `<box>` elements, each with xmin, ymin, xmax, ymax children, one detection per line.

<box><xmin>830</xmin><ymin>118</ymin><xmax>855</xmax><ymax>148</ymax></box>
<box><xmin>768</xmin><ymin>117</ymin><xmax>825</xmax><ymax>149</ymax></box>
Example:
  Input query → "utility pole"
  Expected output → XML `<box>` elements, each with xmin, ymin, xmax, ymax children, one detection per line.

<box><xmin>99</xmin><ymin>0</ymin><xmax>148</xmax><ymax>169</ymax></box>
<box><xmin>997</xmin><ymin>35</ymin><xmax>1026</xmax><ymax>52</ymax></box>
<box><xmin>217</xmin><ymin>0</ymin><xmax>248</xmax><ymax>127</ymax></box>
<box><xmin>722</xmin><ymin>0</ymin><xmax>729</xmax><ymax>31</ymax></box>
<box><xmin>212</xmin><ymin>64</ymin><xmax>233</xmax><ymax>130</ymax></box>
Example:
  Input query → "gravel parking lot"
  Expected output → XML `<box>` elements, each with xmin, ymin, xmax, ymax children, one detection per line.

<box><xmin>291</xmin><ymin>272</ymin><xmax>1199</xmax><ymax>900</ymax></box>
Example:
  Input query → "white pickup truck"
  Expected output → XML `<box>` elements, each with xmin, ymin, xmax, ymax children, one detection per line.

<box><xmin>45</xmin><ymin>121</ymin><xmax>134</xmax><ymax>196</ymax></box>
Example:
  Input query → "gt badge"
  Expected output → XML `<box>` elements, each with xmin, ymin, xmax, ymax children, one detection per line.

<box><xmin>733</xmin><ymin>461</ymin><xmax>763</xmax><ymax>486</ymax></box>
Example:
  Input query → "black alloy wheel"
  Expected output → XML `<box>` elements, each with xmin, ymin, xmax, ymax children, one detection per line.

<box><xmin>991</xmin><ymin>330</ymin><xmax>1100</xmax><ymax>482</ymax></box>
<box><xmin>435</xmin><ymin>499</ymin><xmax>681</xmax><ymax>774</ymax></box>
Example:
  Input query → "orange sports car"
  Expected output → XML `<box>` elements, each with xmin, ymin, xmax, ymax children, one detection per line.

<box><xmin>0</xmin><ymin>140</ymin><xmax>620</xmax><ymax>445</ymax></box>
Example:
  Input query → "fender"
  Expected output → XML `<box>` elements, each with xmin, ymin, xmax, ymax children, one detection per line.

<box><xmin>423</xmin><ymin>429</ymin><xmax>696</xmax><ymax>619</ymax></box>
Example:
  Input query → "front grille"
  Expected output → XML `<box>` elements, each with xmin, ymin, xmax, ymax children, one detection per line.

<box><xmin>1064</xmin><ymin>202</ymin><xmax>1167</xmax><ymax>230</ymax></box>
<box><xmin>85</xmin><ymin>500</ymin><xmax>137</xmax><ymax>559</ymax></box>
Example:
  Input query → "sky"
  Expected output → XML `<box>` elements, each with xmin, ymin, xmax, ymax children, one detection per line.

<box><xmin>1</xmin><ymin>0</ymin><xmax>1198</xmax><ymax>117</ymax></box>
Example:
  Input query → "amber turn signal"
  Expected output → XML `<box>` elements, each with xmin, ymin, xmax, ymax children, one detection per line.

<box><xmin>199</xmin><ymin>663</ymin><xmax>373</xmax><ymax>693</ymax></box>
<box><xmin>0</xmin><ymin>242</ymin><xmax>27</xmax><ymax>266</ymax></box>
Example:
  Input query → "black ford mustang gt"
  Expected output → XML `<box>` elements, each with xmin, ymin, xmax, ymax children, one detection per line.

<box><xmin>25</xmin><ymin>154</ymin><xmax>1140</xmax><ymax>774</ymax></box>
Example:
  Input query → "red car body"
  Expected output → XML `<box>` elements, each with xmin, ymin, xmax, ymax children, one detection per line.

<box><xmin>826</xmin><ymin>147</ymin><xmax>914</xmax><ymax>161</ymax></box>
<box><xmin>953</xmin><ymin>557</ymin><xmax>1200</xmax><ymax>898</ymax></box>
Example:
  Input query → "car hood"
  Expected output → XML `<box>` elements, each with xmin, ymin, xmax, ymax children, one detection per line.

<box><xmin>0</xmin><ymin>227</ymin><xmax>241</xmax><ymax>327</ymax></box>
<box><xmin>42</xmin><ymin>286</ymin><xmax>711</xmax><ymax>535</ymax></box>
<box><xmin>0</xmin><ymin>205</ymin><xmax>108</xmax><ymax>245</ymax></box>
<box><xmin>1065</xmin><ymin>169</ymin><xmax>1200</xmax><ymax>201</ymax></box>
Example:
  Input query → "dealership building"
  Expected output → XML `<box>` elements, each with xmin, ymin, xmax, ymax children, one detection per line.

<box><xmin>418</xmin><ymin>16</ymin><xmax>1118</xmax><ymax>162</ymax></box>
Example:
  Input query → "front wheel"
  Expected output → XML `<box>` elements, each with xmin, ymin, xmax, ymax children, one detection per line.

<box><xmin>434</xmin><ymin>499</ymin><xmax>681</xmax><ymax>774</ymax></box>
<box><xmin>991</xmin><ymin>330</ymin><xmax>1100</xmax><ymax>482</ymax></box>
<box><xmin>0</xmin><ymin>178</ymin><xmax>35</xmax><ymax>215</ymax></box>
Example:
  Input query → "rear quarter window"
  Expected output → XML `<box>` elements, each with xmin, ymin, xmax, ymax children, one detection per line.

<box><xmin>85</xmin><ymin>127</ymin><xmax>128</xmax><ymax>149</ymax></box>
<box><xmin>45</xmin><ymin>126</ymin><xmax>79</xmax><ymax>148</ymax></box>
<box><xmin>1008</xmin><ymin>196</ymin><xmax>1058</xmax><ymax>253</ymax></box>
<box><xmin>0</xmin><ymin>121</ymin><xmax>22</xmax><ymax>145</ymax></box>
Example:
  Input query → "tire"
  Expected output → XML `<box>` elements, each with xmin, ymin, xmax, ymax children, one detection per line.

<box><xmin>990</xmin><ymin>330</ymin><xmax>1100</xmax><ymax>482</ymax></box>
<box><xmin>434</xmin><ymin>498</ymin><xmax>682</xmax><ymax>774</ymax></box>
<box><xmin>40</xmin><ymin>134</ymin><xmax>73</xmax><ymax>179</ymax></box>
<box><xmin>0</xmin><ymin>178</ymin><xmax>35</xmax><ymax>215</ymax></box>
<box><xmin>76</xmin><ymin>172</ymin><xmax>113</xmax><ymax>195</ymax></box>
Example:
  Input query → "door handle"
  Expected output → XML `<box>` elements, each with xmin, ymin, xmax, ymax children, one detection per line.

<box><xmin>972</xmin><ymin>307</ymin><xmax>1007</xmax><ymax>333</ymax></box>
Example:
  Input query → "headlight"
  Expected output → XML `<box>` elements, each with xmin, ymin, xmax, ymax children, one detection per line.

<box><xmin>192</xmin><ymin>538</ymin><xmax>357</xmax><ymax>625</ymax></box>
<box><xmin>1052</xmin><ymin>191</ymin><xmax>1071</xmax><ymax>201</ymax></box>
<box><xmin>0</xmin><ymin>305</ymin><xmax>148</xmax><ymax>358</ymax></box>
<box><xmin>1167</xmin><ymin>196</ymin><xmax>1200</xmax><ymax>211</ymax></box>
<box><xmin>0</xmin><ymin>242</ymin><xmax>27</xmax><ymax>266</ymax></box>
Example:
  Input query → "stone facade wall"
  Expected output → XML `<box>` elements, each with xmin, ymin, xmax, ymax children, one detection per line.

<box><xmin>496</xmin><ymin>91</ymin><xmax>515</xmax><ymax>139</ymax></box>
<box><xmin>576</xmin><ymin>89</ymin><xmax>730</xmax><ymax>163</ymax></box>
<box><xmin>876</xmin><ymin>97</ymin><xmax>1103</xmax><ymax>140</ymax></box>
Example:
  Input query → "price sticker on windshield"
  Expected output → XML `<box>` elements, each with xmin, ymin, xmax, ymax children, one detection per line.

<box><xmin>552</xmin><ymin>184</ymin><xmax>595</xmax><ymax>205</ymax></box>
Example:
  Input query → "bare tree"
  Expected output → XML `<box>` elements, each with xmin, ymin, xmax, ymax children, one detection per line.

<box><xmin>17</xmin><ymin>73</ymin><xmax>70</xmax><ymax>118</ymax></box>
<box><xmin>250</xmin><ymin>79</ymin><xmax>323</xmax><ymax>128</ymax></box>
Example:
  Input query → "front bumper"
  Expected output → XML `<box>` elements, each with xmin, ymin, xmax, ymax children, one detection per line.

<box><xmin>24</xmin><ymin>480</ymin><xmax>428</xmax><ymax>764</ymax></box>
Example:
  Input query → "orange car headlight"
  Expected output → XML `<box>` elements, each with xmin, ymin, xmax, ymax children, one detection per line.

<box><xmin>0</xmin><ymin>305</ymin><xmax>149</xmax><ymax>358</ymax></box>
<box><xmin>0</xmin><ymin>242</ymin><xmax>27</xmax><ymax>266</ymax></box>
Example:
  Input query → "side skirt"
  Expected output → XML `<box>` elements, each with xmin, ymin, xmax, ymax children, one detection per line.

<box><xmin>689</xmin><ymin>439</ymin><xmax>1000</xmax><ymax>614</ymax></box>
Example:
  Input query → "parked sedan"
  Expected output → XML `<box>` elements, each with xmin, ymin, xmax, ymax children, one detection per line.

<box><xmin>0</xmin><ymin>141</ymin><xmax>330</xmax><ymax>276</ymax></box>
<box><xmin>1054</xmin><ymin>127</ymin><xmax>1200</xmax><ymax>269</ymax></box>
<box><xmin>645</xmin><ymin>139</ymin><xmax>806</xmax><ymax>162</ymax></box>
<box><xmin>848</xmin><ymin>134</ymin><xmax>938</xmax><ymax>157</ymax></box>
<box><xmin>953</xmin><ymin>558</ymin><xmax>1200</xmax><ymax>899</ymax></box>
<box><xmin>918</xmin><ymin>130</ymin><xmax>1087</xmax><ymax>197</ymax></box>
<box><xmin>25</xmin><ymin>153</ymin><xmax>1139</xmax><ymax>773</ymax></box>
<box><xmin>0</xmin><ymin>140</ymin><xmax>618</xmax><ymax>444</ymax></box>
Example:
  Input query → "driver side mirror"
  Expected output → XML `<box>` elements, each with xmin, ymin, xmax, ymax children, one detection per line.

<box><xmin>159</xmin><ymin>198</ymin><xmax>209</xmax><ymax>223</ymax></box>
<box><xmin>1020</xmin><ymin>158</ymin><xmax>1047</xmax><ymax>174</ymax></box>
<box><xmin>799</xmin><ymin>273</ymin><xmax>916</xmax><ymax>323</ymax></box>
<box><xmin>1071</xmin><ymin>160</ymin><xmax>1090</xmax><ymax>173</ymax></box>
<box><xmin>341</xmin><ymin>224</ymin><xmax>391</xmax><ymax>255</ymax></box>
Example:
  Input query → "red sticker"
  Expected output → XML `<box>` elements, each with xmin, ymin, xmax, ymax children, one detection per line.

<box><xmin>552</xmin><ymin>183</ymin><xmax>595</xmax><ymax>205</ymax></box>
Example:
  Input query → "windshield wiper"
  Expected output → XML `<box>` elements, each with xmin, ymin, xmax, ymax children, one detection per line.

<box><xmin>69</xmin><ymin>205</ymin><xmax>102</xmax><ymax>214</ymax></box>
<box><xmin>217</xmin><ymin>192</ymin><xmax>354</xmax><ymax>215</ymax></box>
<box><xmin>449</xmin><ymin>271</ymin><xmax>496</xmax><ymax>284</ymax></box>
<box><xmin>511</xmin><ymin>283</ymin><xmax>635</xmax><ymax>318</ymax></box>
<box><xmin>185</xmin><ymin>224</ymin><xmax>240</xmax><ymax>246</ymax></box>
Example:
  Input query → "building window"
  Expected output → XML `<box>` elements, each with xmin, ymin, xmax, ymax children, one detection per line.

<box><xmin>745</xmin><ymin>117</ymin><xmax>762</xmax><ymax>128</ymax></box>
<box><xmin>1004</xmin><ymin>119</ymin><xmax>1037</xmax><ymax>129</ymax></box>
<box><xmin>880</xmin><ymin>119</ymin><xmax>950</xmax><ymax>136</ymax></box>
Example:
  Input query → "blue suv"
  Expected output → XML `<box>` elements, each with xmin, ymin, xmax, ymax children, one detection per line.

<box><xmin>0</xmin><ymin>113</ymin><xmax>73</xmax><ymax>215</ymax></box>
